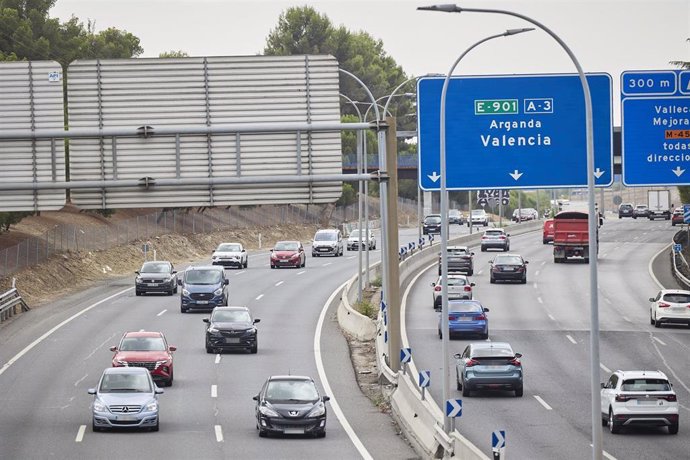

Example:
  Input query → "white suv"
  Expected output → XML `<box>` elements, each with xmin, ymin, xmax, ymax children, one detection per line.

<box><xmin>650</xmin><ymin>289</ymin><xmax>690</xmax><ymax>328</ymax></box>
<box><xmin>468</xmin><ymin>209</ymin><xmax>489</xmax><ymax>227</ymax></box>
<box><xmin>347</xmin><ymin>229</ymin><xmax>376</xmax><ymax>251</ymax></box>
<box><xmin>312</xmin><ymin>229</ymin><xmax>343</xmax><ymax>257</ymax></box>
<box><xmin>601</xmin><ymin>370</ymin><xmax>679</xmax><ymax>434</ymax></box>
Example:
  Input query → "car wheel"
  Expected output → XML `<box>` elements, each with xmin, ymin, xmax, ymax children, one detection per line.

<box><xmin>515</xmin><ymin>386</ymin><xmax>523</xmax><ymax>397</ymax></box>
<box><xmin>168</xmin><ymin>287</ymin><xmax>174</xmax><ymax>296</ymax></box>
<box><xmin>258</xmin><ymin>426</ymin><xmax>268</xmax><ymax>437</ymax></box>
<box><xmin>181</xmin><ymin>306</ymin><xmax>187</xmax><ymax>313</ymax></box>
<box><xmin>456</xmin><ymin>373</ymin><xmax>462</xmax><ymax>391</ymax></box>
<box><xmin>270</xmin><ymin>264</ymin><xmax>275</xmax><ymax>269</ymax></box>
<box><xmin>468</xmin><ymin>269</ymin><xmax>473</xmax><ymax>276</ymax></box>
<box><xmin>135</xmin><ymin>290</ymin><xmax>141</xmax><ymax>296</ymax></box>
<box><xmin>633</xmin><ymin>216</ymin><xmax>637</xmax><ymax>219</ymax></box>
<box><xmin>654</xmin><ymin>316</ymin><xmax>661</xmax><ymax>328</ymax></box>
<box><xmin>490</xmin><ymin>275</ymin><xmax>495</xmax><ymax>284</ymax></box>
<box><xmin>316</xmin><ymin>429</ymin><xmax>326</xmax><ymax>438</ymax></box>
<box><xmin>609</xmin><ymin>409</ymin><xmax>621</xmax><ymax>434</ymax></box>
<box><xmin>462</xmin><ymin>384</ymin><xmax>471</xmax><ymax>397</ymax></box>
<box><xmin>669</xmin><ymin>423</ymin><xmax>679</xmax><ymax>435</ymax></box>
<box><xmin>481</xmin><ymin>331</ymin><xmax>489</xmax><ymax>340</ymax></box>
<box><xmin>602</xmin><ymin>412</ymin><xmax>608</xmax><ymax>427</ymax></box>
<box><xmin>174</xmin><ymin>285</ymin><xmax>178</xmax><ymax>294</ymax></box>
<box><xmin>250</xmin><ymin>340</ymin><xmax>258</xmax><ymax>354</ymax></box>
<box><xmin>521</xmin><ymin>277</ymin><xmax>527</xmax><ymax>284</ymax></box>
<box><xmin>92</xmin><ymin>420</ymin><xmax>101</xmax><ymax>432</ymax></box>
<box><xmin>481</xmin><ymin>247</ymin><xmax>486</xmax><ymax>252</ymax></box>
<box><xmin>438</xmin><ymin>330</ymin><xmax>442</xmax><ymax>339</ymax></box>
<box><xmin>650</xmin><ymin>312</ymin><xmax>655</xmax><ymax>326</ymax></box>
<box><xmin>206</xmin><ymin>346</ymin><xmax>213</xmax><ymax>354</ymax></box>
<box><xmin>244</xmin><ymin>260</ymin><xmax>248</xmax><ymax>269</ymax></box>
<box><xmin>506</xmin><ymin>245</ymin><xmax>510</xmax><ymax>251</ymax></box>
<box><xmin>167</xmin><ymin>371</ymin><xmax>174</xmax><ymax>387</ymax></box>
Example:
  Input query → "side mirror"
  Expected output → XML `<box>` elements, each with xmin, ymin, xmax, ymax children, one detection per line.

<box><xmin>134</xmin><ymin>271</ymin><xmax>140</xmax><ymax>275</ymax></box>
<box><xmin>155</xmin><ymin>387</ymin><xmax>165</xmax><ymax>395</ymax></box>
<box><xmin>172</xmin><ymin>270</ymin><xmax>177</xmax><ymax>274</ymax></box>
<box><xmin>242</xmin><ymin>249</ymin><xmax>246</xmax><ymax>253</ymax></box>
<box><xmin>224</xmin><ymin>279</ymin><xmax>229</xmax><ymax>285</ymax></box>
<box><xmin>322</xmin><ymin>396</ymin><xmax>330</xmax><ymax>403</ymax></box>
<box><xmin>524</xmin><ymin>261</ymin><xmax>529</xmax><ymax>264</ymax></box>
<box><xmin>431</xmin><ymin>282</ymin><xmax>436</xmax><ymax>287</ymax></box>
<box><xmin>488</xmin><ymin>261</ymin><xmax>493</xmax><ymax>264</ymax></box>
<box><xmin>453</xmin><ymin>353</ymin><xmax>462</xmax><ymax>359</ymax></box>
<box><xmin>252</xmin><ymin>395</ymin><xmax>259</xmax><ymax>401</ymax></box>
<box><xmin>177</xmin><ymin>279</ymin><xmax>183</xmax><ymax>286</ymax></box>
<box><xmin>203</xmin><ymin>318</ymin><xmax>210</xmax><ymax>323</ymax></box>
<box><xmin>470</xmin><ymin>252</ymin><xmax>475</xmax><ymax>256</ymax></box>
<box><xmin>506</xmin><ymin>234</ymin><xmax>511</xmax><ymax>237</ymax></box>
<box><xmin>270</xmin><ymin>249</ymin><xmax>274</xmax><ymax>252</ymax></box>
<box><xmin>109</xmin><ymin>346</ymin><xmax>117</xmax><ymax>352</ymax></box>
<box><xmin>87</xmin><ymin>388</ymin><xmax>96</xmax><ymax>395</ymax></box>
<box><xmin>648</xmin><ymin>297</ymin><xmax>655</xmax><ymax>302</ymax></box>
<box><xmin>515</xmin><ymin>353</ymin><xmax>522</xmax><ymax>358</ymax></box>
<box><xmin>483</xmin><ymin>307</ymin><xmax>490</xmax><ymax>312</ymax></box>
<box><xmin>470</xmin><ymin>282</ymin><xmax>476</xmax><ymax>287</ymax></box>
<box><xmin>600</xmin><ymin>383</ymin><xmax>606</xmax><ymax>389</ymax></box>
<box><xmin>169</xmin><ymin>346</ymin><xmax>177</xmax><ymax>352</ymax></box>
<box><xmin>253</xmin><ymin>318</ymin><xmax>261</xmax><ymax>324</ymax></box>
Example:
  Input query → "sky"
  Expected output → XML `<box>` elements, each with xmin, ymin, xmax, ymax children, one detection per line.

<box><xmin>49</xmin><ymin>0</ymin><xmax>690</xmax><ymax>123</ymax></box>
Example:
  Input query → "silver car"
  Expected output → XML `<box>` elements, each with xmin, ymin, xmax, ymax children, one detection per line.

<box><xmin>88</xmin><ymin>367</ymin><xmax>164</xmax><ymax>432</ymax></box>
<box><xmin>431</xmin><ymin>274</ymin><xmax>474</xmax><ymax>309</ymax></box>
<box><xmin>480</xmin><ymin>228</ymin><xmax>510</xmax><ymax>252</ymax></box>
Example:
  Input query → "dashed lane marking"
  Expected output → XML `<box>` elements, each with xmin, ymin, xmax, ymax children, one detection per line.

<box><xmin>653</xmin><ymin>336</ymin><xmax>667</xmax><ymax>346</ymax></box>
<box><xmin>74</xmin><ymin>374</ymin><xmax>88</xmax><ymax>387</ymax></box>
<box><xmin>157</xmin><ymin>309</ymin><xmax>167</xmax><ymax>317</ymax></box>
<box><xmin>548</xmin><ymin>314</ymin><xmax>556</xmax><ymax>321</ymax></box>
<box><xmin>75</xmin><ymin>425</ymin><xmax>86</xmax><ymax>443</ymax></box>
<box><xmin>234</xmin><ymin>271</ymin><xmax>245</xmax><ymax>276</ymax></box>
<box><xmin>215</xmin><ymin>354</ymin><xmax>221</xmax><ymax>364</ymax></box>
<box><xmin>537</xmin><ymin>297</ymin><xmax>543</xmax><ymax>304</ymax></box>
<box><xmin>323</xmin><ymin>262</ymin><xmax>333</xmax><ymax>267</ymax></box>
<box><xmin>534</xmin><ymin>395</ymin><xmax>553</xmax><ymax>410</ymax></box>
<box><xmin>600</xmin><ymin>363</ymin><xmax>612</xmax><ymax>373</ymax></box>
<box><xmin>255</xmin><ymin>294</ymin><xmax>264</xmax><ymax>301</ymax></box>
<box><xmin>211</xmin><ymin>385</ymin><xmax>217</xmax><ymax>398</ymax></box>
<box><xmin>214</xmin><ymin>425</ymin><xmax>224</xmax><ymax>442</ymax></box>
<box><xmin>535</xmin><ymin>270</ymin><xmax>540</xmax><ymax>276</ymax></box>
<box><xmin>566</xmin><ymin>335</ymin><xmax>577</xmax><ymax>344</ymax></box>
<box><xmin>275</xmin><ymin>281</ymin><xmax>284</xmax><ymax>287</ymax></box>
<box><xmin>297</xmin><ymin>271</ymin><xmax>306</xmax><ymax>275</ymax></box>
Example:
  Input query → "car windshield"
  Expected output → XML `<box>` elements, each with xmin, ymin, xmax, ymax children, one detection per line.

<box><xmin>141</xmin><ymin>262</ymin><xmax>170</xmax><ymax>273</ymax></box>
<box><xmin>275</xmin><ymin>242</ymin><xmax>299</xmax><ymax>251</ymax></box>
<box><xmin>662</xmin><ymin>293</ymin><xmax>690</xmax><ymax>303</ymax></box>
<box><xmin>119</xmin><ymin>337</ymin><xmax>166</xmax><ymax>351</ymax></box>
<box><xmin>315</xmin><ymin>233</ymin><xmax>337</xmax><ymax>241</ymax></box>
<box><xmin>217</xmin><ymin>244</ymin><xmax>241</xmax><ymax>252</ymax></box>
<box><xmin>636</xmin><ymin>205</ymin><xmax>647</xmax><ymax>209</ymax></box>
<box><xmin>449</xmin><ymin>301</ymin><xmax>483</xmax><ymax>313</ymax></box>
<box><xmin>449</xmin><ymin>210</ymin><xmax>460</xmax><ymax>216</ymax></box>
<box><xmin>494</xmin><ymin>256</ymin><xmax>523</xmax><ymax>265</ymax></box>
<box><xmin>425</xmin><ymin>216</ymin><xmax>441</xmax><ymax>224</ymax></box>
<box><xmin>471</xmin><ymin>210</ymin><xmax>485</xmax><ymax>216</ymax></box>
<box><xmin>485</xmin><ymin>230</ymin><xmax>503</xmax><ymax>236</ymax></box>
<box><xmin>621</xmin><ymin>378</ymin><xmax>671</xmax><ymax>392</ymax></box>
<box><xmin>186</xmin><ymin>270</ymin><xmax>222</xmax><ymax>284</ymax></box>
<box><xmin>265</xmin><ymin>380</ymin><xmax>319</xmax><ymax>402</ymax></box>
<box><xmin>471</xmin><ymin>346</ymin><xmax>514</xmax><ymax>358</ymax></box>
<box><xmin>99</xmin><ymin>372</ymin><xmax>152</xmax><ymax>393</ymax></box>
<box><xmin>212</xmin><ymin>310</ymin><xmax>251</xmax><ymax>322</ymax></box>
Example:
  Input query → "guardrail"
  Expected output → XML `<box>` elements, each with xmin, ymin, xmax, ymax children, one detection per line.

<box><xmin>337</xmin><ymin>220</ymin><xmax>544</xmax><ymax>459</ymax></box>
<box><xmin>0</xmin><ymin>278</ymin><xmax>30</xmax><ymax>322</ymax></box>
<box><xmin>670</xmin><ymin>236</ymin><xmax>690</xmax><ymax>288</ymax></box>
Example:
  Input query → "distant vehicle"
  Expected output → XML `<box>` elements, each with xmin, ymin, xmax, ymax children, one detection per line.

<box><xmin>270</xmin><ymin>241</ymin><xmax>306</xmax><ymax>268</ymax></box>
<box><xmin>346</xmin><ymin>229</ymin><xmax>376</xmax><ymax>251</ymax></box>
<box><xmin>204</xmin><ymin>306</ymin><xmax>260</xmax><ymax>354</ymax></box>
<box><xmin>633</xmin><ymin>204</ymin><xmax>650</xmax><ymax>219</ymax></box>
<box><xmin>671</xmin><ymin>207</ymin><xmax>684</xmax><ymax>226</ymax></box>
<box><xmin>179</xmin><ymin>266</ymin><xmax>229</xmax><ymax>313</ymax></box>
<box><xmin>489</xmin><ymin>254</ymin><xmax>528</xmax><ymax>284</ymax></box>
<box><xmin>618</xmin><ymin>203</ymin><xmax>634</xmax><ymax>218</ymax></box>
<box><xmin>88</xmin><ymin>367</ymin><xmax>164</xmax><ymax>432</ymax></box>
<box><xmin>110</xmin><ymin>331</ymin><xmax>176</xmax><ymax>387</ymax></box>
<box><xmin>135</xmin><ymin>261</ymin><xmax>177</xmax><ymax>296</ymax></box>
<box><xmin>601</xmin><ymin>370</ymin><xmax>678</xmax><ymax>434</ymax></box>
<box><xmin>431</xmin><ymin>274</ymin><xmax>474</xmax><ymax>309</ymax></box>
<box><xmin>455</xmin><ymin>342</ymin><xmax>523</xmax><ymax>397</ymax></box>
<box><xmin>468</xmin><ymin>209</ymin><xmax>489</xmax><ymax>227</ymax></box>
<box><xmin>312</xmin><ymin>229</ymin><xmax>343</xmax><ymax>257</ymax></box>
<box><xmin>480</xmin><ymin>228</ymin><xmax>510</xmax><ymax>252</ymax></box>
<box><xmin>647</xmin><ymin>190</ymin><xmax>671</xmax><ymax>220</ymax></box>
<box><xmin>423</xmin><ymin>214</ymin><xmax>442</xmax><ymax>235</ymax></box>
<box><xmin>512</xmin><ymin>208</ymin><xmax>538</xmax><ymax>222</ymax></box>
<box><xmin>438</xmin><ymin>299</ymin><xmax>489</xmax><ymax>340</ymax></box>
<box><xmin>542</xmin><ymin>219</ymin><xmax>555</xmax><ymax>244</ymax></box>
<box><xmin>253</xmin><ymin>375</ymin><xmax>330</xmax><ymax>438</ymax></box>
<box><xmin>211</xmin><ymin>242</ymin><xmax>248</xmax><ymax>269</ymax></box>
<box><xmin>650</xmin><ymin>289</ymin><xmax>690</xmax><ymax>328</ymax></box>
<box><xmin>440</xmin><ymin>246</ymin><xmax>474</xmax><ymax>276</ymax></box>
<box><xmin>448</xmin><ymin>209</ymin><xmax>464</xmax><ymax>224</ymax></box>
<box><xmin>553</xmin><ymin>211</ymin><xmax>597</xmax><ymax>263</ymax></box>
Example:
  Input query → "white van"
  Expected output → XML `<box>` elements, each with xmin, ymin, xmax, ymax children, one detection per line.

<box><xmin>312</xmin><ymin>229</ymin><xmax>343</xmax><ymax>257</ymax></box>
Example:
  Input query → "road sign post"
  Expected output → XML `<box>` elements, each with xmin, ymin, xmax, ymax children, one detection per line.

<box><xmin>492</xmin><ymin>430</ymin><xmax>506</xmax><ymax>460</ymax></box>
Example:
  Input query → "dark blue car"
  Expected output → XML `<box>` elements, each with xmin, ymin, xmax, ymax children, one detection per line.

<box><xmin>438</xmin><ymin>300</ymin><xmax>489</xmax><ymax>340</ymax></box>
<box><xmin>179</xmin><ymin>266</ymin><xmax>229</xmax><ymax>313</ymax></box>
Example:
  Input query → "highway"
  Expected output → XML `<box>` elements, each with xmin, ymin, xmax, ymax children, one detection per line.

<box><xmin>405</xmin><ymin>218</ymin><xmax>690</xmax><ymax>459</ymax></box>
<box><xmin>0</xmin><ymin>223</ymin><xmax>470</xmax><ymax>459</ymax></box>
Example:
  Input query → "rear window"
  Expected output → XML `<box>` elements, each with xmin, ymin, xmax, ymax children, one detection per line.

<box><xmin>447</xmin><ymin>278</ymin><xmax>467</xmax><ymax>286</ymax></box>
<box><xmin>662</xmin><ymin>293</ymin><xmax>690</xmax><ymax>303</ymax></box>
<box><xmin>621</xmin><ymin>378</ymin><xmax>671</xmax><ymax>392</ymax></box>
<box><xmin>494</xmin><ymin>256</ymin><xmax>523</xmax><ymax>265</ymax></box>
<box><xmin>471</xmin><ymin>347</ymin><xmax>514</xmax><ymax>358</ymax></box>
<box><xmin>449</xmin><ymin>301</ymin><xmax>482</xmax><ymax>313</ymax></box>
<box><xmin>447</xmin><ymin>248</ymin><xmax>468</xmax><ymax>255</ymax></box>
<box><xmin>620</xmin><ymin>204</ymin><xmax>633</xmax><ymax>210</ymax></box>
<box><xmin>484</xmin><ymin>230</ymin><xmax>503</xmax><ymax>236</ymax></box>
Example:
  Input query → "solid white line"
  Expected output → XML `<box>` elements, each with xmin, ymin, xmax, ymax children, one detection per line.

<box><xmin>648</xmin><ymin>243</ymin><xmax>671</xmax><ymax>289</ymax></box>
<box><xmin>0</xmin><ymin>287</ymin><xmax>133</xmax><ymax>378</ymax></box>
<box><xmin>600</xmin><ymin>363</ymin><xmax>612</xmax><ymax>374</ymax></box>
<box><xmin>653</xmin><ymin>336</ymin><xmax>667</xmax><ymax>346</ymax></box>
<box><xmin>157</xmin><ymin>309</ymin><xmax>167</xmax><ymax>317</ymax></box>
<box><xmin>541</xmin><ymin>260</ymin><xmax>546</xmax><ymax>266</ymax></box>
<box><xmin>297</xmin><ymin>270</ymin><xmax>306</xmax><ymax>275</ymax></box>
<box><xmin>75</xmin><ymin>425</ymin><xmax>86</xmax><ymax>442</ymax></box>
<box><xmin>215</xmin><ymin>354</ymin><xmax>221</xmax><ymax>364</ymax></box>
<box><xmin>534</xmin><ymin>395</ymin><xmax>553</xmax><ymax>410</ymax></box>
<box><xmin>214</xmin><ymin>425</ymin><xmax>224</xmax><ymax>442</ymax></box>
<box><xmin>74</xmin><ymin>373</ymin><xmax>88</xmax><ymax>387</ymax></box>
<box><xmin>211</xmin><ymin>385</ymin><xmax>217</xmax><ymax>398</ymax></box>
<box><xmin>275</xmin><ymin>281</ymin><xmax>284</xmax><ymax>287</ymax></box>
<box><xmin>548</xmin><ymin>314</ymin><xmax>556</xmax><ymax>321</ymax></box>
<box><xmin>255</xmin><ymin>294</ymin><xmax>264</xmax><ymax>300</ymax></box>
<box><xmin>590</xmin><ymin>445</ymin><xmax>617</xmax><ymax>460</ymax></box>
<box><xmin>315</xmin><ymin>279</ymin><xmax>373</xmax><ymax>460</ymax></box>
<box><xmin>566</xmin><ymin>334</ymin><xmax>577</xmax><ymax>344</ymax></box>
<box><xmin>537</xmin><ymin>297</ymin><xmax>543</xmax><ymax>304</ymax></box>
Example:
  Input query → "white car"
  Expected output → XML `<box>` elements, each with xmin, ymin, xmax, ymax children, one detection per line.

<box><xmin>468</xmin><ymin>209</ymin><xmax>489</xmax><ymax>227</ymax></box>
<box><xmin>601</xmin><ymin>370</ymin><xmax>678</xmax><ymax>434</ymax></box>
<box><xmin>312</xmin><ymin>229</ymin><xmax>343</xmax><ymax>257</ymax></box>
<box><xmin>649</xmin><ymin>289</ymin><xmax>690</xmax><ymax>327</ymax></box>
<box><xmin>347</xmin><ymin>229</ymin><xmax>376</xmax><ymax>251</ymax></box>
<box><xmin>431</xmin><ymin>274</ymin><xmax>474</xmax><ymax>309</ymax></box>
<box><xmin>211</xmin><ymin>242</ymin><xmax>248</xmax><ymax>269</ymax></box>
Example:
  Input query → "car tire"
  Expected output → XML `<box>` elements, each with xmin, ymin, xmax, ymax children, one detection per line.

<box><xmin>456</xmin><ymin>374</ymin><xmax>462</xmax><ymax>391</ymax></box>
<box><xmin>312</xmin><ymin>252</ymin><xmax>317</xmax><ymax>257</ymax></box>
<box><xmin>633</xmin><ymin>216</ymin><xmax>637</xmax><ymax>219</ymax></box>
<box><xmin>316</xmin><ymin>429</ymin><xmax>326</xmax><ymax>438</ymax></box>
<box><xmin>135</xmin><ymin>290</ymin><xmax>141</xmax><ymax>296</ymax></box>
<box><xmin>206</xmin><ymin>346</ymin><xmax>213</xmax><ymax>354</ymax></box>
<box><xmin>181</xmin><ymin>306</ymin><xmax>187</xmax><ymax>313</ymax></box>
<box><xmin>258</xmin><ymin>427</ymin><xmax>268</xmax><ymax>438</ymax></box>
<box><xmin>481</xmin><ymin>247</ymin><xmax>486</xmax><ymax>252</ymax></box>
<box><xmin>490</xmin><ymin>276</ymin><xmax>495</xmax><ymax>284</ymax></box>
<box><xmin>92</xmin><ymin>420</ymin><xmax>101</xmax><ymax>432</ymax></box>
<box><xmin>462</xmin><ymin>384</ymin><xmax>471</xmax><ymax>397</ymax></box>
<box><xmin>168</xmin><ymin>287</ymin><xmax>174</xmax><ymax>296</ymax></box>
<box><xmin>468</xmin><ymin>269</ymin><xmax>473</xmax><ymax>276</ymax></box>
<box><xmin>654</xmin><ymin>317</ymin><xmax>661</xmax><ymax>328</ymax></box>
<box><xmin>167</xmin><ymin>371</ymin><xmax>174</xmax><ymax>387</ymax></box>
<box><xmin>250</xmin><ymin>340</ymin><xmax>258</xmax><ymax>354</ymax></box>
<box><xmin>521</xmin><ymin>277</ymin><xmax>527</xmax><ymax>284</ymax></box>
<box><xmin>650</xmin><ymin>314</ymin><xmax>655</xmax><ymax>326</ymax></box>
<box><xmin>543</xmin><ymin>239</ymin><xmax>548</xmax><ymax>244</ymax></box>
<box><xmin>515</xmin><ymin>386</ymin><xmax>523</xmax><ymax>397</ymax></box>
<box><xmin>151</xmin><ymin>419</ymin><xmax>159</xmax><ymax>432</ymax></box>
<box><xmin>608</xmin><ymin>409</ymin><xmax>621</xmax><ymax>434</ymax></box>
<box><xmin>244</xmin><ymin>260</ymin><xmax>248</xmax><ymax>269</ymax></box>
<box><xmin>481</xmin><ymin>330</ymin><xmax>489</xmax><ymax>340</ymax></box>
<box><xmin>174</xmin><ymin>285</ymin><xmax>178</xmax><ymax>294</ymax></box>
<box><xmin>438</xmin><ymin>330</ymin><xmax>442</xmax><ymax>339</ymax></box>
<box><xmin>669</xmin><ymin>423</ymin><xmax>679</xmax><ymax>435</ymax></box>
<box><xmin>270</xmin><ymin>264</ymin><xmax>275</xmax><ymax>269</ymax></box>
<box><xmin>602</xmin><ymin>413</ymin><xmax>608</xmax><ymax>427</ymax></box>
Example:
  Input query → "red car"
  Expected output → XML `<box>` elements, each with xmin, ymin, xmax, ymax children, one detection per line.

<box><xmin>672</xmin><ymin>208</ymin><xmax>684</xmax><ymax>226</ymax></box>
<box><xmin>542</xmin><ymin>219</ymin><xmax>555</xmax><ymax>244</ymax></box>
<box><xmin>270</xmin><ymin>240</ymin><xmax>306</xmax><ymax>268</ymax></box>
<box><xmin>110</xmin><ymin>331</ymin><xmax>176</xmax><ymax>386</ymax></box>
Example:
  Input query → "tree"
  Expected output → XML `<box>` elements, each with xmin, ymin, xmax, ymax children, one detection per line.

<box><xmin>159</xmin><ymin>50</ymin><xmax>189</xmax><ymax>58</ymax></box>
<box><xmin>336</xmin><ymin>183</ymin><xmax>357</xmax><ymax>207</ymax></box>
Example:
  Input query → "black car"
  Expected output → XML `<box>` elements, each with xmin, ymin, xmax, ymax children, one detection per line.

<box><xmin>253</xmin><ymin>375</ymin><xmax>330</xmax><ymax>438</ymax></box>
<box><xmin>489</xmin><ymin>254</ymin><xmax>528</xmax><ymax>284</ymax></box>
<box><xmin>423</xmin><ymin>214</ymin><xmax>442</xmax><ymax>235</ymax></box>
<box><xmin>135</xmin><ymin>261</ymin><xmax>178</xmax><ymax>296</ymax></box>
<box><xmin>440</xmin><ymin>246</ymin><xmax>474</xmax><ymax>275</ymax></box>
<box><xmin>204</xmin><ymin>306</ymin><xmax>259</xmax><ymax>353</ymax></box>
<box><xmin>618</xmin><ymin>203</ymin><xmax>634</xmax><ymax>218</ymax></box>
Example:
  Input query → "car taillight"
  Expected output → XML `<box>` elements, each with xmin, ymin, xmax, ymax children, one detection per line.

<box><xmin>508</xmin><ymin>357</ymin><xmax>521</xmax><ymax>366</ymax></box>
<box><xmin>663</xmin><ymin>394</ymin><xmax>677</xmax><ymax>402</ymax></box>
<box><xmin>517</xmin><ymin>267</ymin><xmax>525</xmax><ymax>272</ymax></box>
<box><xmin>615</xmin><ymin>394</ymin><xmax>632</xmax><ymax>402</ymax></box>
<box><xmin>658</xmin><ymin>302</ymin><xmax>671</xmax><ymax>308</ymax></box>
<box><xmin>499</xmin><ymin>236</ymin><xmax>506</xmax><ymax>240</ymax></box>
<box><xmin>476</xmin><ymin>314</ymin><xmax>486</xmax><ymax>321</ymax></box>
<box><xmin>464</xmin><ymin>286</ymin><xmax>472</xmax><ymax>292</ymax></box>
<box><xmin>465</xmin><ymin>358</ymin><xmax>479</xmax><ymax>367</ymax></box>
<box><xmin>449</xmin><ymin>315</ymin><xmax>457</xmax><ymax>321</ymax></box>
<box><xmin>481</xmin><ymin>236</ymin><xmax>487</xmax><ymax>240</ymax></box>
<box><xmin>434</xmin><ymin>286</ymin><xmax>442</xmax><ymax>292</ymax></box>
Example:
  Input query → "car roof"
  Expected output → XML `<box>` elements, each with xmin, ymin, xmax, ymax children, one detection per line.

<box><xmin>484</xmin><ymin>228</ymin><xmax>505</xmax><ymax>232</ymax></box>
<box><xmin>469</xmin><ymin>341</ymin><xmax>513</xmax><ymax>351</ymax></box>
<box><xmin>212</xmin><ymin>306</ymin><xmax>249</xmax><ymax>312</ymax></box>
<box><xmin>103</xmin><ymin>366</ymin><xmax>150</xmax><ymax>375</ymax></box>
<box><xmin>186</xmin><ymin>265</ymin><xmax>224</xmax><ymax>271</ymax></box>
<box><xmin>448</xmin><ymin>299</ymin><xmax>483</xmax><ymax>308</ymax></box>
<box><xmin>447</xmin><ymin>246</ymin><xmax>469</xmax><ymax>250</ymax></box>
<box><xmin>276</xmin><ymin>240</ymin><xmax>300</xmax><ymax>244</ymax></box>
<box><xmin>122</xmin><ymin>331</ymin><xmax>164</xmax><ymax>338</ymax></box>
<box><xmin>316</xmin><ymin>229</ymin><xmax>339</xmax><ymax>233</ymax></box>
<box><xmin>217</xmin><ymin>242</ymin><xmax>242</xmax><ymax>246</ymax></box>
<box><xmin>495</xmin><ymin>253</ymin><xmax>523</xmax><ymax>258</ymax></box>
<box><xmin>614</xmin><ymin>370</ymin><xmax>668</xmax><ymax>380</ymax></box>
<box><xmin>268</xmin><ymin>375</ymin><xmax>313</xmax><ymax>382</ymax></box>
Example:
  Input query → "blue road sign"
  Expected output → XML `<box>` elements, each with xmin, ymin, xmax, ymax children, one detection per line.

<box><xmin>622</xmin><ymin>70</ymin><xmax>690</xmax><ymax>186</ymax></box>
<box><xmin>674</xmin><ymin>243</ymin><xmax>682</xmax><ymax>253</ymax></box>
<box><xmin>417</xmin><ymin>74</ymin><xmax>613</xmax><ymax>190</ymax></box>
<box><xmin>492</xmin><ymin>430</ymin><xmax>506</xmax><ymax>449</ymax></box>
<box><xmin>684</xmin><ymin>204</ymin><xmax>690</xmax><ymax>223</ymax></box>
<box><xmin>400</xmin><ymin>348</ymin><xmax>412</xmax><ymax>364</ymax></box>
<box><xmin>419</xmin><ymin>370</ymin><xmax>431</xmax><ymax>388</ymax></box>
<box><xmin>446</xmin><ymin>399</ymin><xmax>462</xmax><ymax>418</ymax></box>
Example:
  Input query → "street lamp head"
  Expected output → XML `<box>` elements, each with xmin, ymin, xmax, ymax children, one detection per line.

<box><xmin>417</xmin><ymin>4</ymin><xmax>461</xmax><ymax>13</ymax></box>
<box><xmin>505</xmin><ymin>27</ymin><xmax>535</xmax><ymax>36</ymax></box>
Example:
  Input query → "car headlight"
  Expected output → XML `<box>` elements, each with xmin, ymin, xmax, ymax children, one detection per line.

<box><xmin>259</xmin><ymin>405</ymin><xmax>279</xmax><ymax>417</ymax></box>
<box><xmin>290</xmin><ymin>254</ymin><xmax>300</xmax><ymax>260</ymax></box>
<box><xmin>115</xmin><ymin>360</ymin><xmax>129</xmax><ymax>366</ymax></box>
<box><xmin>182</xmin><ymin>289</ymin><xmax>190</xmax><ymax>296</ymax></box>
<box><xmin>212</xmin><ymin>255</ymin><xmax>218</xmax><ymax>260</ymax></box>
<box><xmin>146</xmin><ymin>400</ymin><xmax>158</xmax><ymax>412</ymax></box>
<box><xmin>155</xmin><ymin>360</ymin><xmax>170</xmax><ymax>368</ymax></box>
<box><xmin>93</xmin><ymin>399</ymin><xmax>107</xmax><ymax>412</ymax></box>
<box><xmin>135</xmin><ymin>277</ymin><xmax>143</xmax><ymax>284</ymax></box>
<box><xmin>306</xmin><ymin>403</ymin><xmax>325</xmax><ymax>417</ymax></box>
<box><xmin>213</xmin><ymin>288</ymin><xmax>223</xmax><ymax>296</ymax></box>
<box><xmin>208</xmin><ymin>326</ymin><xmax>219</xmax><ymax>334</ymax></box>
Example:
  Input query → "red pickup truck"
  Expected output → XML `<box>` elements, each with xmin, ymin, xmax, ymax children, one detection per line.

<box><xmin>553</xmin><ymin>211</ymin><xmax>599</xmax><ymax>263</ymax></box>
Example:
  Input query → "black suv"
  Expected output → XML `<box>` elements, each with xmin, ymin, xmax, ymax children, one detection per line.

<box><xmin>423</xmin><ymin>215</ymin><xmax>442</xmax><ymax>235</ymax></box>
<box><xmin>618</xmin><ymin>203</ymin><xmax>634</xmax><ymax>218</ymax></box>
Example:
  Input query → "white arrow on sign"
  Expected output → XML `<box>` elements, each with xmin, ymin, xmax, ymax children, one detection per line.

<box><xmin>492</xmin><ymin>430</ymin><xmax>506</xmax><ymax>449</ymax></box>
<box><xmin>428</xmin><ymin>171</ymin><xmax>441</xmax><ymax>182</ymax></box>
<box><xmin>400</xmin><ymin>348</ymin><xmax>412</xmax><ymax>364</ymax></box>
<box><xmin>673</xmin><ymin>166</ymin><xmax>685</xmax><ymax>177</ymax></box>
<box><xmin>509</xmin><ymin>170</ymin><xmax>523</xmax><ymax>181</ymax></box>
<box><xmin>593</xmin><ymin>168</ymin><xmax>605</xmax><ymax>179</ymax></box>
<box><xmin>419</xmin><ymin>370</ymin><xmax>431</xmax><ymax>388</ymax></box>
<box><xmin>446</xmin><ymin>399</ymin><xmax>462</xmax><ymax>417</ymax></box>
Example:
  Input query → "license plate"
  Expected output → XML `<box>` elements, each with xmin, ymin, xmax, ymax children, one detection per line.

<box><xmin>117</xmin><ymin>415</ymin><xmax>137</xmax><ymax>421</ymax></box>
<box><xmin>485</xmin><ymin>365</ymin><xmax>503</xmax><ymax>369</ymax></box>
<box><xmin>284</xmin><ymin>428</ymin><xmax>304</xmax><ymax>435</ymax></box>
<box><xmin>636</xmin><ymin>400</ymin><xmax>656</xmax><ymax>405</ymax></box>
<box><xmin>503</xmin><ymin>267</ymin><xmax>515</xmax><ymax>271</ymax></box>
<box><xmin>225</xmin><ymin>338</ymin><xmax>240</xmax><ymax>343</ymax></box>
<box><xmin>458</xmin><ymin>317</ymin><xmax>472</xmax><ymax>322</ymax></box>
<box><xmin>196</xmin><ymin>300</ymin><xmax>209</xmax><ymax>304</ymax></box>
<box><xmin>147</xmin><ymin>283</ymin><xmax>157</xmax><ymax>287</ymax></box>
